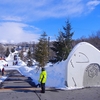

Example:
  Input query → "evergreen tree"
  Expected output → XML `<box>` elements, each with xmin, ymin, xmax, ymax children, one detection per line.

<box><xmin>34</xmin><ymin>32</ymin><xmax>48</xmax><ymax>67</ymax></box>
<box><xmin>11</xmin><ymin>47</ymin><xmax>15</xmax><ymax>53</ymax></box>
<box><xmin>51</xmin><ymin>32</ymin><xmax>65</xmax><ymax>62</ymax></box>
<box><xmin>27</xmin><ymin>48</ymin><xmax>32</xmax><ymax>59</ymax></box>
<box><xmin>61</xmin><ymin>19</ymin><xmax>74</xmax><ymax>60</ymax></box>
<box><xmin>5</xmin><ymin>47</ymin><xmax>10</xmax><ymax>57</ymax></box>
<box><xmin>51</xmin><ymin>19</ymin><xmax>74</xmax><ymax>62</ymax></box>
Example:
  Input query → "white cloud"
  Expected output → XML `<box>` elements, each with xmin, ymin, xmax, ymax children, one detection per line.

<box><xmin>0</xmin><ymin>0</ymin><xmax>99</xmax><ymax>21</ymax></box>
<box><xmin>0</xmin><ymin>22</ymin><xmax>41</xmax><ymax>43</ymax></box>
<box><xmin>0</xmin><ymin>0</ymin><xmax>100</xmax><ymax>44</ymax></box>
<box><xmin>1</xmin><ymin>16</ymin><xmax>22</xmax><ymax>21</ymax></box>
<box><xmin>86</xmin><ymin>0</ymin><xmax>100</xmax><ymax>10</ymax></box>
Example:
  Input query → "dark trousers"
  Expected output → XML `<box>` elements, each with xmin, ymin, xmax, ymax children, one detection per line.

<box><xmin>41</xmin><ymin>83</ymin><xmax>45</xmax><ymax>93</ymax></box>
<box><xmin>2</xmin><ymin>68</ymin><xmax>4</xmax><ymax>76</ymax></box>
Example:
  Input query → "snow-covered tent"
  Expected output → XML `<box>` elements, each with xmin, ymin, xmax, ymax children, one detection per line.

<box><xmin>65</xmin><ymin>42</ymin><xmax>100</xmax><ymax>88</ymax></box>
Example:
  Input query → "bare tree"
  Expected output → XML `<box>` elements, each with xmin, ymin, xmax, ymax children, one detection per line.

<box><xmin>73</xmin><ymin>31</ymin><xmax>100</xmax><ymax>50</ymax></box>
<box><xmin>0</xmin><ymin>44</ymin><xmax>5</xmax><ymax>57</ymax></box>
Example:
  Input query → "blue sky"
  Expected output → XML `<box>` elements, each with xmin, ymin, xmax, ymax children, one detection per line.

<box><xmin>0</xmin><ymin>0</ymin><xmax>100</xmax><ymax>43</ymax></box>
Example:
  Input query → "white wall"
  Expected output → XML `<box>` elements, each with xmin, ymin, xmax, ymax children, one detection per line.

<box><xmin>66</xmin><ymin>42</ymin><xmax>100</xmax><ymax>88</ymax></box>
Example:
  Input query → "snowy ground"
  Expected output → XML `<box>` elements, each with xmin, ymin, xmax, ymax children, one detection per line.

<box><xmin>0</xmin><ymin>52</ymin><xmax>68</xmax><ymax>89</ymax></box>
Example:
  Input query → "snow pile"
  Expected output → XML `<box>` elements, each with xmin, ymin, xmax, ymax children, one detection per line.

<box><xmin>0</xmin><ymin>76</ymin><xmax>7</xmax><ymax>83</ymax></box>
<box><xmin>17</xmin><ymin>60</ymin><xmax>67</xmax><ymax>88</ymax></box>
<box><xmin>46</xmin><ymin>61</ymin><xmax>66</xmax><ymax>88</ymax></box>
<box><xmin>6</xmin><ymin>51</ymin><xmax>26</xmax><ymax>66</ymax></box>
<box><xmin>1</xmin><ymin>51</ymin><xmax>67</xmax><ymax>89</ymax></box>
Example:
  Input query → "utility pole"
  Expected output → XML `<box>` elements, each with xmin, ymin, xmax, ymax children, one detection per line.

<box><xmin>48</xmin><ymin>37</ymin><xmax>50</xmax><ymax>60</ymax></box>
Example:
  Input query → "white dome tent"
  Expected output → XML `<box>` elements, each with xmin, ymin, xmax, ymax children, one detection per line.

<box><xmin>65</xmin><ymin>42</ymin><xmax>100</xmax><ymax>88</ymax></box>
